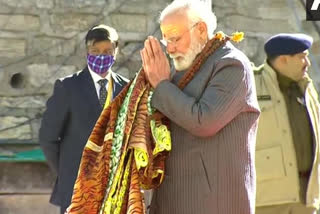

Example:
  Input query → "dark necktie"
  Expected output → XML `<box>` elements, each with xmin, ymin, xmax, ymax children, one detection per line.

<box><xmin>98</xmin><ymin>79</ymin><xmax>108</xmax><ymax>107</ymax></box>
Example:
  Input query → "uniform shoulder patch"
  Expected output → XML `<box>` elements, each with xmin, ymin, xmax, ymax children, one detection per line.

<box><xmin>251</xmin><ymin>62</ymin><xmax>264</xmax><ymax>75</ymax></box>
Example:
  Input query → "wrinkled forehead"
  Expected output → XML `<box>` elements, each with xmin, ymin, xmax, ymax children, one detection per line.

<box><xmin>160</xmin><ymin>13</ymin><xmax>189</xmax><ymax>38</ymax></box>
<box><xmin>160</xmin><ymin>24</ymin><xmax>186</xmax><ymax>38</ymax></box>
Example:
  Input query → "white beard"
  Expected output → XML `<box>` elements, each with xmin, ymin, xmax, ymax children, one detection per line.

<box><xmin>169</xmin><ymin>37</ymin><xmax>204</xmax><ymax>71</ymax></box>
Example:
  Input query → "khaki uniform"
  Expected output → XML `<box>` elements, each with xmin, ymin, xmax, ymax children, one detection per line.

<box><xmin>254</xmin><ymin>62</ymin><xmax>320</xmax><ymax>213</ymax></box>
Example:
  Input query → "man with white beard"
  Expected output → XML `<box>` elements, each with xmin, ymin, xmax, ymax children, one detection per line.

<box><xmin>140</xmin><ymin>0</ymin><xmax>260</xmax><ymax>213</ymax></box>
<box><xmin>167</xmin><ymin>24</ymin><xmax>204</xmax><ymax>71</ymax></box>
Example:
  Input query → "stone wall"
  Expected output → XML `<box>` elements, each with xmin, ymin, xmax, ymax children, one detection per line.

<box><xmin>0</xmin><ymin>0</ymin><xmax>171</xmax><ymax>147</ymax></box>
<box><xmin>0</xmin><ymin>0</ymin><xmax>319</xmax><ymax>213</ymax></box>
<box><xmin>1</xmin><ymin>0</ymin><xmax>319</xmax><ymax>149</ymax></box>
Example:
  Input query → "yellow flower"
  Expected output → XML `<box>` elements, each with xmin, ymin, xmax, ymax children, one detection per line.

<box><xmin>215</xmin><ymin>31</ymin><xmax>225</xmax><ymax>41</ymax></box>
<box><xmin>231</xmin><ymin>31</ymin><xmax>244</xmax><ymax>43</ymax></box>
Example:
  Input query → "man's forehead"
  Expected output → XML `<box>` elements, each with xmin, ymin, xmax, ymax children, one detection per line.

<box><xmin>160</xmin><ymin>12</ymin><xmax>188</xmax><ymax>37</ymax></box>
<box><xmin>294</xmin><ymin>50</ymin><xmax>309</xmax><ymax>57</ymax></box>
<box><xmin>89</xmin><ymin>40</ymin><xmax>114</xmax><ymax>49</ymax></box>
<box><xmin>160</xmin><ymin>24</ymin><xmax>186</xmax><ymax>38</ymax></box>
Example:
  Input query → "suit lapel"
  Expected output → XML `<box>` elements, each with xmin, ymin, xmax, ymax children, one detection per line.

<box><xmin>77</xmin><ymin>69</ymin><xmax>125</xmax><ymax>116</ymax></box>
<box><xmin>111</xmin><ymin>72</ymin><xmax>123</xmax><ymax>98</ymax></box>
<box><xmin>79</xmin><ymin>67</ymin><xmax>102</xmax><ymax>115</ymax></box>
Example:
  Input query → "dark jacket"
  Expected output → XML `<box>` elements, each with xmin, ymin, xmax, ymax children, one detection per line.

<box><xmin>39</xmin><ymin>67</ymin><xmax>128</xmax><ymax>208</ymax></box>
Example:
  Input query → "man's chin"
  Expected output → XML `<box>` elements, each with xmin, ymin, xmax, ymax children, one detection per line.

<box><xmin>174</xmin><ymin>64</ymin><xmax>189</xmax><ymax>71</ymax></box>
<box><xmin>173</xmin><ymin>60</ymin><xmax>192</xmax><ymax>71</ymax></box>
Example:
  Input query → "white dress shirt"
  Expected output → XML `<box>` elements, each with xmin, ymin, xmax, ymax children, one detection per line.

<box><xmin>88</xmin><ymin>66</ymin><xmax>113</xmax><ymax>99</ymax></box>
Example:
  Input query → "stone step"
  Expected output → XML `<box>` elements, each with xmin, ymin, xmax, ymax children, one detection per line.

<box><xmin>0</xmin><ymin>162</ymin><xmax>55</xmax><ymax>193</ymax></box>
<box><xmin>0</xmin><ymin>194</ymin><xmax>59</xmax><ymax>214</ymax></box>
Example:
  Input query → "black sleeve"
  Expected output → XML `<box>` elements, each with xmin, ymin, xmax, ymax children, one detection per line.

<box><xmin>39</xmin><ymin>79</ymin><xmax>70</xmax><ymax>174</ymax></box>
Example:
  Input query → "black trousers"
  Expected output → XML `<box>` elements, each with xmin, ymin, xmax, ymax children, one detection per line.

<box><xmin>60</xmin><ymin>206</ymin><xmax>67</xmax><ymax>214</ymax></box>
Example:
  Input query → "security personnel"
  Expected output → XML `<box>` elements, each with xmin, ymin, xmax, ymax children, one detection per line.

<box><xmin>254</xmin><ymin>33</ymin><xmax>320</xmax><ymax>214</ymax></box>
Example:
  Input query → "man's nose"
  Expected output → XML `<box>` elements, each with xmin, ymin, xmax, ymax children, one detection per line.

<box><xmin>166</xmin><ymin>43</ymin><xmax>176</xmax><ymax>54</ymax></box>
<box><xmin>306</xmin><ymin>56</ymin><xmax>311</xmax><ymax>67</ymax></box>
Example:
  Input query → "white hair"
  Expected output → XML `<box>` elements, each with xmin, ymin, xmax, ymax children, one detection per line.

<box><xmin>159</xmin><ymin>0</ymin><xmax>217</xmax><ymax>39</ymax></box>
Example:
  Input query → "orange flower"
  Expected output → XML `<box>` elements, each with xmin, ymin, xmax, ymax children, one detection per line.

<box><xmin>231</xmin><ymin>31</ymin><xmax>244</xmax><ymax>43</ymax></box>
<box><xmin>215</xmin><ymin>31</ymin><xmax>225</xmax><ymax>41</ymax></box>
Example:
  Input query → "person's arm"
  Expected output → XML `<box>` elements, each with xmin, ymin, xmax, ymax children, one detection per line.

<box><xmin>151</xmin><ymin>59</ymin><xmax>248</xmax><ymax>137</ymax></box>
<box><xmin>39</xmin><ymin>79</ymin><xmax>70</xmax><ymax>174</ymax></box>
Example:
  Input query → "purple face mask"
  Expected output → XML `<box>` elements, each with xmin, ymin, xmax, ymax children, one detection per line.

<box><xmin>87</xmin><ymin>54</ymin><xmax>115</xmax><ymax>75</ymax></box>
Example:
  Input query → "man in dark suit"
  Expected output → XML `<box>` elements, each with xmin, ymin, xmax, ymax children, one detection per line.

<box><xmin>39</xmin><ymin>24</ymin><xmax>128</xmax><ymax>214</ymax></box>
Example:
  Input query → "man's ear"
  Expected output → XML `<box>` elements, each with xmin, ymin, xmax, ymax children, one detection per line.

<box><xmin>280</xmin><ymin>55</ymin><xmax>289</xmax><ymax>65</ymax></box>
<box><xmin>113</xmin><ymin>47</ymin><xmax>119</xmax><ymax>60</ymax></box>
<box><xmin>197</xmin><ymin>21</ymin><xmax>208</xmax><ymax>41</ymax></box>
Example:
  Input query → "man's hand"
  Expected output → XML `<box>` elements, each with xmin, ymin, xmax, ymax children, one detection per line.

<box><xmin>140</xmin><ymin>36</ymin><xmax>170</xmax><ymax>88</ymax></box>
